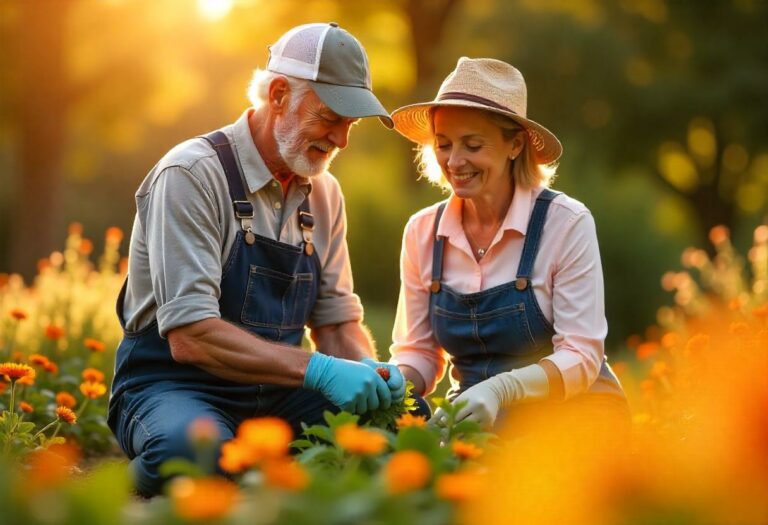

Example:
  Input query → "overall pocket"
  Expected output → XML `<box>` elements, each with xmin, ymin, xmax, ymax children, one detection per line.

<box><xmin>241</xmin><ymin>265</ymin><xmax>314</xmax><ymax>329</ymax></box>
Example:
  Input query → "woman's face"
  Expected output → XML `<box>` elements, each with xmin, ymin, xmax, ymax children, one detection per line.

<box><xmin>432</xmin><ymin>107</ymin><xmax>523</xmax><ymax>201</ymax></box>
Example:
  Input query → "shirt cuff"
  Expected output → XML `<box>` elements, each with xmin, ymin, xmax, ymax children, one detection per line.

<box><xmin>309</xmin><ymin>294</ymin><xmax>364</xmax><ymax>327</ymax></box>
<box><xmin>156</xmin><ymin>294</ymin><xmax>221</xmax><ymax>338</ymax></box>
<box><xmin>541</xmin><ymin>348</ymin><xmax>599</xmax><ymax>401</ymax></box>
<box><xmin>389</xmin><ymin>351</ymin><xmax>442</xmax><ymax>395</ymax></box>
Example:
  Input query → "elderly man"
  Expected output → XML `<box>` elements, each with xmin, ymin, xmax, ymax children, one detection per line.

<box><xmin>108</xmin><ymin>22</ymin><xmax>404</xmax><ymax>496</ymax></box>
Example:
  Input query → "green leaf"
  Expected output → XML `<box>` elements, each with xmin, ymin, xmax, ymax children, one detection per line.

<box><xmin>302</xmin><ymin>425</ymin><xmax>335</xmax><ymax>443</ymax></box>
<box><xmin>290</xmin><ymin>439</ymin><xmax>315</xmax><ymax>450</ymax></box>
<box><xmin>158</xmin><ymin>458</ymin><xmax>203</xmax><ymax>479</ymax></box>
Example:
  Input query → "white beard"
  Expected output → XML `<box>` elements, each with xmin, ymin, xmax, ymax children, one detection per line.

<box><xmin>273</xmin><ymin>113</ymin><xmax>338</xmax><ymax>178</ymax></box>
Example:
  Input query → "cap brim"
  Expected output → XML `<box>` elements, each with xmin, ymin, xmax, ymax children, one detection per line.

<box><xmin>310</xmin><ymin>82</ymin><xmax>394</xmax><ymax>129</ymax></box>
<box><xmin>391</xmin><ymin>100</ymin><xmax>563</xmax><ymax>164</ymax></box>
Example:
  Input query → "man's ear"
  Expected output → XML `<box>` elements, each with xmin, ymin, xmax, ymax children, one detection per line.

<box><xmin>268</xmin><ymin>76</ymin><xmax>290</xmax><ymax>114</ymax></box>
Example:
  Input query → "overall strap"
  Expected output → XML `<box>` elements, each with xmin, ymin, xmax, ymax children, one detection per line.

<box><xmin>430</xmin><ymin>202</ymin><xmax>448</xmax><ymax>294</ymax></box>
<box><xmin>200</xmin><ymin>130</ymin><xmax>254</xmax><ymax>233</ymax></box>
<box><xmin>298</xmin><ymin>197</ymin><xmax>315</xmax><ymax>255</ymax></box>
<box><xmin>515</xmin><ymin>189</ymin><xmax>560</xmax><ymax>287</ymax></box>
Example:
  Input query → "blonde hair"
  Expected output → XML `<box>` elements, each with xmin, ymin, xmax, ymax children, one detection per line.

<box><xmin>246</xmin><ymin>68</ymin><xmax>312</xmax><ymax>110</ymax></box>
<box><xmin>415</xmin><ymin>109</ymin><xmax>558</xmax><ymax>191</ymax></box>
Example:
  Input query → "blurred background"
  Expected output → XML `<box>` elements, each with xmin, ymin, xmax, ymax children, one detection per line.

<box><xmin>1</xmin><ymin>0</ymin><xmax>767</xmax><ymax>357</ymax></box>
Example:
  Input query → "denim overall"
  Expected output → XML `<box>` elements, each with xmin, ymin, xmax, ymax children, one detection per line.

<box><xmin>430</xmin><ymin>189</ymin><xmax>624</xmax><ymax>400</ymax></box>
<box><xmin>108</xmin><ymin>131</ymin><xmax>337</xmax><ymax>495</ymax></box>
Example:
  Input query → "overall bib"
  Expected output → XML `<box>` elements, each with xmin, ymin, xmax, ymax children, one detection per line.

<box><xmin>108</xmin><ymin>131</ymin><xmax>337</xmax><ymax>495</ymax></box>
<box><xmin>429</xmin><ymin>189</ymin><xmax>625</xmax><ymax>401</ymax></box>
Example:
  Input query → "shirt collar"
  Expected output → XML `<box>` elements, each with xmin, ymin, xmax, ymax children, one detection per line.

<box><xmin>230</xmin><ymin>109</ymin><xmax>312</xmax><ymax>195</ymax></box>
<box><xmin>436</xmin><ymin>185</ymin><xmax>536</xmax><ymax>241</ymax></box>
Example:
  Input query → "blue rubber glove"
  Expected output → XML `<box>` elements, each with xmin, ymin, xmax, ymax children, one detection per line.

<box><xmin>361</xmin><ymin>359</ymin><xmax>406</xmax><ymax>403</ymax></box>
<box><xmin>303</xmin><ymin>353</ymin><xmax>392</xmax><ymax>414</ymax></box>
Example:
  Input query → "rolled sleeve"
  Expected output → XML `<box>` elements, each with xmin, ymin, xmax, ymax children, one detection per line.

<box><xmin>543</xmin><ymin>211</ymin><xmax>607</xmax><ymax>399</ymax></box>
<box><xmin>389</xmin><ymin>218</ymin><xmax>447</xmax><ymax>395</ymax></box>
<box><xmin>309</xmin><ymin>189</ymin><xmax>364</xmax><ymax>327</ymax></box>
<box><xmin>140</xmin><ymin>166</ymin><xmax>223</xmax><ymax>337</ymax></box>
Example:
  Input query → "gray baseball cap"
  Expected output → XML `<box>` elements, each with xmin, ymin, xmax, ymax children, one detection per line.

<box><xmin>267</xmin><ymin>22</ymin><xmax>394</xmax><ymax>128</ymax></box>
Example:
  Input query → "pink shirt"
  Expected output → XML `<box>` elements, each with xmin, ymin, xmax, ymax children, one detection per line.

<box><xmin>389</xmin><ymin>185</ymin><xmax>608</xmax><ymax>399</ymax></box>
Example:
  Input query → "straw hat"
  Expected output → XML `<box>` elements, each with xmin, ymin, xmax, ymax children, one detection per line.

<box><xmin>391</xmin><ymin>57</ymin><xmax>562</xmax><ymax>164</ymax></box>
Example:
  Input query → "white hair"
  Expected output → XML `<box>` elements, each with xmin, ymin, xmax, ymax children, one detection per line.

<box><xmin>246</xmin><ymin>68</ymin><xmax>312</xmax><ymax>109</ymax></box>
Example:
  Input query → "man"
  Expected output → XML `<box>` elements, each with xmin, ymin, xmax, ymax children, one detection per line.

<box><xmin>108</xmin><ymin>22</ymin><xmax>404</xmax><ymax>496</ymax></box>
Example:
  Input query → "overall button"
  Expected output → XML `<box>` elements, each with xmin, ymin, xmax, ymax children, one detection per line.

<box><xmin>273</xmin><ymin>201</ymin><xmax>282</xmax><ymax>210</ymax></box>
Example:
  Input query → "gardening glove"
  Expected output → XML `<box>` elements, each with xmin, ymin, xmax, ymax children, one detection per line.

<box><xmin>431</xmin><ymin>364</ymin><xmax>549</xmax><ymax>430</ymax></box>
<box><xmin>361</xmin><ymin>358</ymin><xmax>406</xmax><ymax>403</ymax></box>
<box><xmin>303</xmin><ymin>352</ymin><xmax>392</xmax><ymax>414</ymax></box>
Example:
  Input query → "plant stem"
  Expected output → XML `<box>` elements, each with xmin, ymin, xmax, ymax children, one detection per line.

<box><xmin>32</xmin><ymin>419</ymin><xmax>58</xmax><ymax>441</ymax></box>
<box><xmin>76</xmin><ymin>398</ymin><xmax>90</xmax><ymax>419</ymax></box>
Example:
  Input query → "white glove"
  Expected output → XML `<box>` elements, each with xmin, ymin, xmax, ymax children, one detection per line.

<box><xmin>431</xmin><ymin>364</ymin><xmax>550</xmax><ymax>429</ymax></box>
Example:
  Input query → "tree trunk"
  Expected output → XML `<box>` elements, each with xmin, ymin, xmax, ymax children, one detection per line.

<box><xmin>8</xmin><ymin>0</ymin><xmax>70</xmax><ymax>280</ymax></box>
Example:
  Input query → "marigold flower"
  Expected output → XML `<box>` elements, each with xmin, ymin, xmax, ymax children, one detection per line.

<box><xmin>219</xmin><ymin>439</ymin><xmax>252</xmax><ymax>474</ymax></box>
<box><xmin>43</xmin><ymin>361</ymin><xmax>59</xmax><ymax>374</ymax></box>
<box><xmin>105</xmin><ymin>227</ymin><xmax>124</xmax><ymax>244</ymax></box>
<box><xmin>236</xmin><ymin>417</ymin><xmax>293</xmax><ymax>462</ymax></box>
<box><xmin>10</xmin><ymin>308</ymin><xmax>28</xmax><ymax>321</ymax></box>
<box><xmin>384</xmin><ymin>450</ymin><xmax>431</xmax><ymax>494</ymax></box>
<box><xmin>80</xmin><ymin>381</ymin><xmax>107</xmax><ymax>399</ymax></box>
<box><xmin>84</xmin><ymin>338</ymin><xmax>106</xmax><ymax>353</ymax></box>
<box><xmin>24</xmin><ymin>443</ymin><xmax>81</xmax><ymax>491</ymax></box>
<box><xmin>660</xmin><ymin>332</ymin><xmax>680</xmax><ymax>349</ymax></box>
<box><xmin>709</xmin><ymin>225</ymin><xmax>729</xmax><ymax>245</ymax></box>
<box><xmin>435</xmin><ymin>470</ymin><xmax>483</xmax><ymax>502</ymax></box>
<box><xmin>170</xmin><ymin>477</ymin><xmax>238</xmax><ymax>521</ymax></box>
<box><xmin>17</xmin><ymin>373</ymin><xmax>36</xmax><ymax>386</ymax></box>
<box><xmin>19</xmin><ymin>401</ymin><xmax>34</xmax><ymax>413</ymax></box>
<box><xmin>56</xmin><ymin>392</ymin><xmax>77</xmax><ymax>409</ymax></box>
<box><xmin>55</xmin><ymin>406</ymin><xmax>77</xmax><ymax>424</ymax></box>
<box><xmin>44</xmin><ymin>325</ymin><xmax>65</xmax><ymax>341</ymax></box>
<box><xmin>262</xmin><ymin>458</ymin><xmax>310</xmax><ymax>491</ymax></box>
<box><xmin>635</xmin><ymin>341</ymin><xmax>659</xmax><ymax>361</ymax></box>
<box><xmin>335</xmin><ymin>423</ymin><xmax>388</xmax><ymax>455</ymax></box>
<box><xmin>396</xmin><ymin>413</ymin><xmax>428</xmax><ymax>429</ymax></box>
<box><xmin>28</xmin><ymin>354</ymin><xmax>50</xmax><ymax>367</ymax></box>
<box><xmin>81</xmin><ymin>368</ymin><xmax>105</xmax><ymax>383</ymax></box>
<box><xmin>452</xmin><ymin>440</ymin><xmax>483</xmax><ymax>460</ymax></box>
<box><xmin>0</xmin><ymin>382</ymin><xmax>7</xmax><ymax>395</ymax></box>
<box><xmin>79</xmin><ymin>239</ymin><xmax>94</xmax><ymax>255</ymax></box>
<box><xmin>0</xmin><ymin>362</ymin><xmax>35</xmax><ymax>382</ymax></box>
<box><xmin>68</xmin><ymin>222</ymin><xmax>83</xmax><ymax>236</ymax></box>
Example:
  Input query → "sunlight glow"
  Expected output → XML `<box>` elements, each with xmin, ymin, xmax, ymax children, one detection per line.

<box><xmin>197</xmin><ymin>0</ymin><xmax>234</xmax><ymax>21</ymax></box>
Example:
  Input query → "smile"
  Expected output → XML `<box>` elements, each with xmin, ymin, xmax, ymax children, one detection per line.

<box><xmin>451</xmin><ymin>171</ymin><xmax>479</xmax><ymax>182</ymax></box>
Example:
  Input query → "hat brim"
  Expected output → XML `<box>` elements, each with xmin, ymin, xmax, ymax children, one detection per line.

<box><xmin>391</xmin><ymin>100</ymin><xmax>562</xmax><ymax>164</ymax></box>
<box><xmin>310</xmin><ymin>82</ymin><xmax>394</xmax><ymax>129</ymax></box>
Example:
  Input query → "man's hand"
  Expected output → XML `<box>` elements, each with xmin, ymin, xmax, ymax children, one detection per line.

<box><xmin>361</xmin><ymin>359</ymin><xmax>406</xmax><ymax>403</ymax></box>
<box><xmin>303</xmin><ymin>352</ymin><xmax>392</xmax><ymax>413</ymax></box>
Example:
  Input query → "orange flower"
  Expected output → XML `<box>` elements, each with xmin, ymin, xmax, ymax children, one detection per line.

<box><xmin>84</xmin><ymin>338</ymin><xmax>106</xmax><ymax>353</ymax></box>
<box><xmin>55</xmin><ymin>406</ymin><xmax>77</xmax><ymax>424</ymax></box>
<box><xmin>188</xmin><ymin>416</ymin><xmax>220</xmax><ymax>447</ymax></box>
<box><xmin>635</xmin><ymin>341</ymin><xmax>659</xmax><ymax>361</ymax></box>
<box><xmin>56</xmin><ymin>392</ymin><xmax>77</xmax><ymax>409</ymax></box>
<box><xmin>262</xmin><ymin>458</ymin><xmax>310</xmax><ymax>491</ymax></box>
<box><xmin>236</xmin><ymin>417</ymin><xmax>293</xmax><ymax>461</ymax></box>
<box><xmin>79</xmin><ymin>239</ymin><xmax>94</xmax><ymax>255</ymax></box>
<box><xmin>44</xmin><ymin>325</ymin><xmax>65</xmax><ymax>341</ymax></box>
<box><xmin>10</xmin><ymin>309</ymin><xmax>28</xmax><ymax>321</ymax></box>
<box><xmin>396</xmin><ymin>413</ymin><xmax>428</xmax><ymax>429</ymax></box>
<box><xmin>24</xmin><ymin>443</ymin><xmax>81</xmax><ymax>491</ymax></box>
<box><xmin>105</xmin><ymin>227</ymin><xmax>124</xmax><ymax>244</ymax></box>
<box><xmin>81</xmin><ymin>368</ymin><xmax>105</xmax><ymax>383</ymax></box>
<box><xmin>0</xmin><ymin>382</ymin><xmax>6</xmax><ymax>395</ymax></box>
<box><xmin>649</xmin><ymin>361</ymin><xmax>669</xmax><ymax>379</ymax></box>
<box><xmin>452</xmin><ymin>440</ymin><xmax>483</xmax><ymax>460</ymax></box>
<box><xmin>753</xmin><ymin>303</ymin><xmax>768</xmax><ymax>319</ymax></box>
<box><xmin>335</xmin><ymin>423</ymin><xmax>388</xmax><ymax>455</ymax></box>
<box><xmin>219</xmin><ymin>439</ymin><xmax>252</xmax><ymax>474</ymax></box>
<box><xmin>709</xmin><ymin>225</ymin><xmax>729</xmax><ymax>245</ymax></box>
<box><xmin>170</xmin><ymin>477</ymin><xmax>238</xmax><ymax>521</ymax></box>
<box><xmin>660</xmin><ymin>332</ymin><xmax>680</xmax><ymax>349</ymax></box>
<box><xmin>28</xmin><ymin>354</ymin><xmax>50</xmax><ymax>367</ymax></box>
<box><xmin>384</xmin><ymin>450</ymin><xmax>431</xmax><ymax>494</ymax></box>
<box><xmin>79</xmin><ymin>381</ymin><xmax>107</xmax><ymax>399</ymax></box>
<box><xmin>17</xmin><ymin>373</ymin><xmax>36</xmax><ymax>386</ymax></box>
<box><xmin>0</xmin><ymin>362</ymin><xmax>35</xmax><ymax>382</ymax></box>
<box><xmin>43</xmin><ymin>361</ymin><xmax>59</xmax><ymax>374</ymax></box>
<box><xmin>685</xmin><ymin>333</ymin><xmax>710</xmax><ymax>356</ymax></box>
<box><xmin>435</xmin><ymin>470</ymin><xmax>484</xmax><ymax>502</ymax></box>
<box><xmin>68</xmin><ymin>222</ymin><xmax>83</xmax><ymax>236</ymax></box>
<box><xmin>19</xmin><ymin>401</ymin><xmax>34</xmax><ymax>413</ymax></box>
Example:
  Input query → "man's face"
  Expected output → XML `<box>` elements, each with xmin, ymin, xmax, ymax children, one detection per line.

<box><xmin>273</xmin><ymin>89</ymin><xmax>359</xmax><ymax>177</ymax></box>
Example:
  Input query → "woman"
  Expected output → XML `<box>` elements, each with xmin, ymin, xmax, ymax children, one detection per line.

<box><xmin>389</xmin><ymin>57</ymin><xmax>627</xmax><ymax>430</ymax></box>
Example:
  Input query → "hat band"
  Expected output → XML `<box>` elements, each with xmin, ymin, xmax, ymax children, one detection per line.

<box><xmin>437</xmin><ymin>92</ymin><xmax>518</xmax><ymax>115</ymax></box>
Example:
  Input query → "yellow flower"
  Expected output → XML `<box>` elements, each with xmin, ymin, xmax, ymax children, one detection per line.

<box><xmin>0</xmin><ymin>362</ymin><xmax>35</xmax><ymax>382</ymax></box>
<box><xmin>395</xmin><ymin>413</ymin><xmax>428</xmax><ymax>429</ymax></box>
<box><xmin>81</xmin><ymin>368</ymin><xmax>105</xmax><ymax>383</ymax></box>
<box><xmin>56</xmin><ymin>392</ymin><xmax>77</xmax><ymax>409</ymax></box>
<box><xmin>335</xmin><ymin>423</ymin><xmax>388</xmax><ymax>455</ymax></box>
<box><xmin>384</xmin><ymin>450</ymin><xmax>431</xmax><ymax>494</ymax></box>
<box><xmin>452</xmin><ymin>440</ymin><xmax>483</xmax><ymax>460</ymax></box>
<box><xmin>55</xmin><ymin>406</ymin><xmax>77</xmax><ymax>424</ymax></box>
<box><xmin>170</xmin><ymin>477</ymin><xmax>238</xmax><ymax>521</ymax></box>
<box><xmin>79</xmin><ymin>381</ymin><xmax>107</xmax><ymax>399</ymax></box>
<box><xmin>237</xmin><ymin>417</ymin><xmax>293</xmax><ymax>461</ymax></box>
<box><xmin>84</xmin><ymin>338</ymin><xmax>106</xmax><ymax>353</ymax></box>
<box><xmin>262</xmin><ymin>458</ymin><xmax>310</xmax><ymax>491</ymax></box>
<box><xmin>435</xmin><ymin>470</ymin><xmax>484</xmax><ymax>502</ymax></box>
